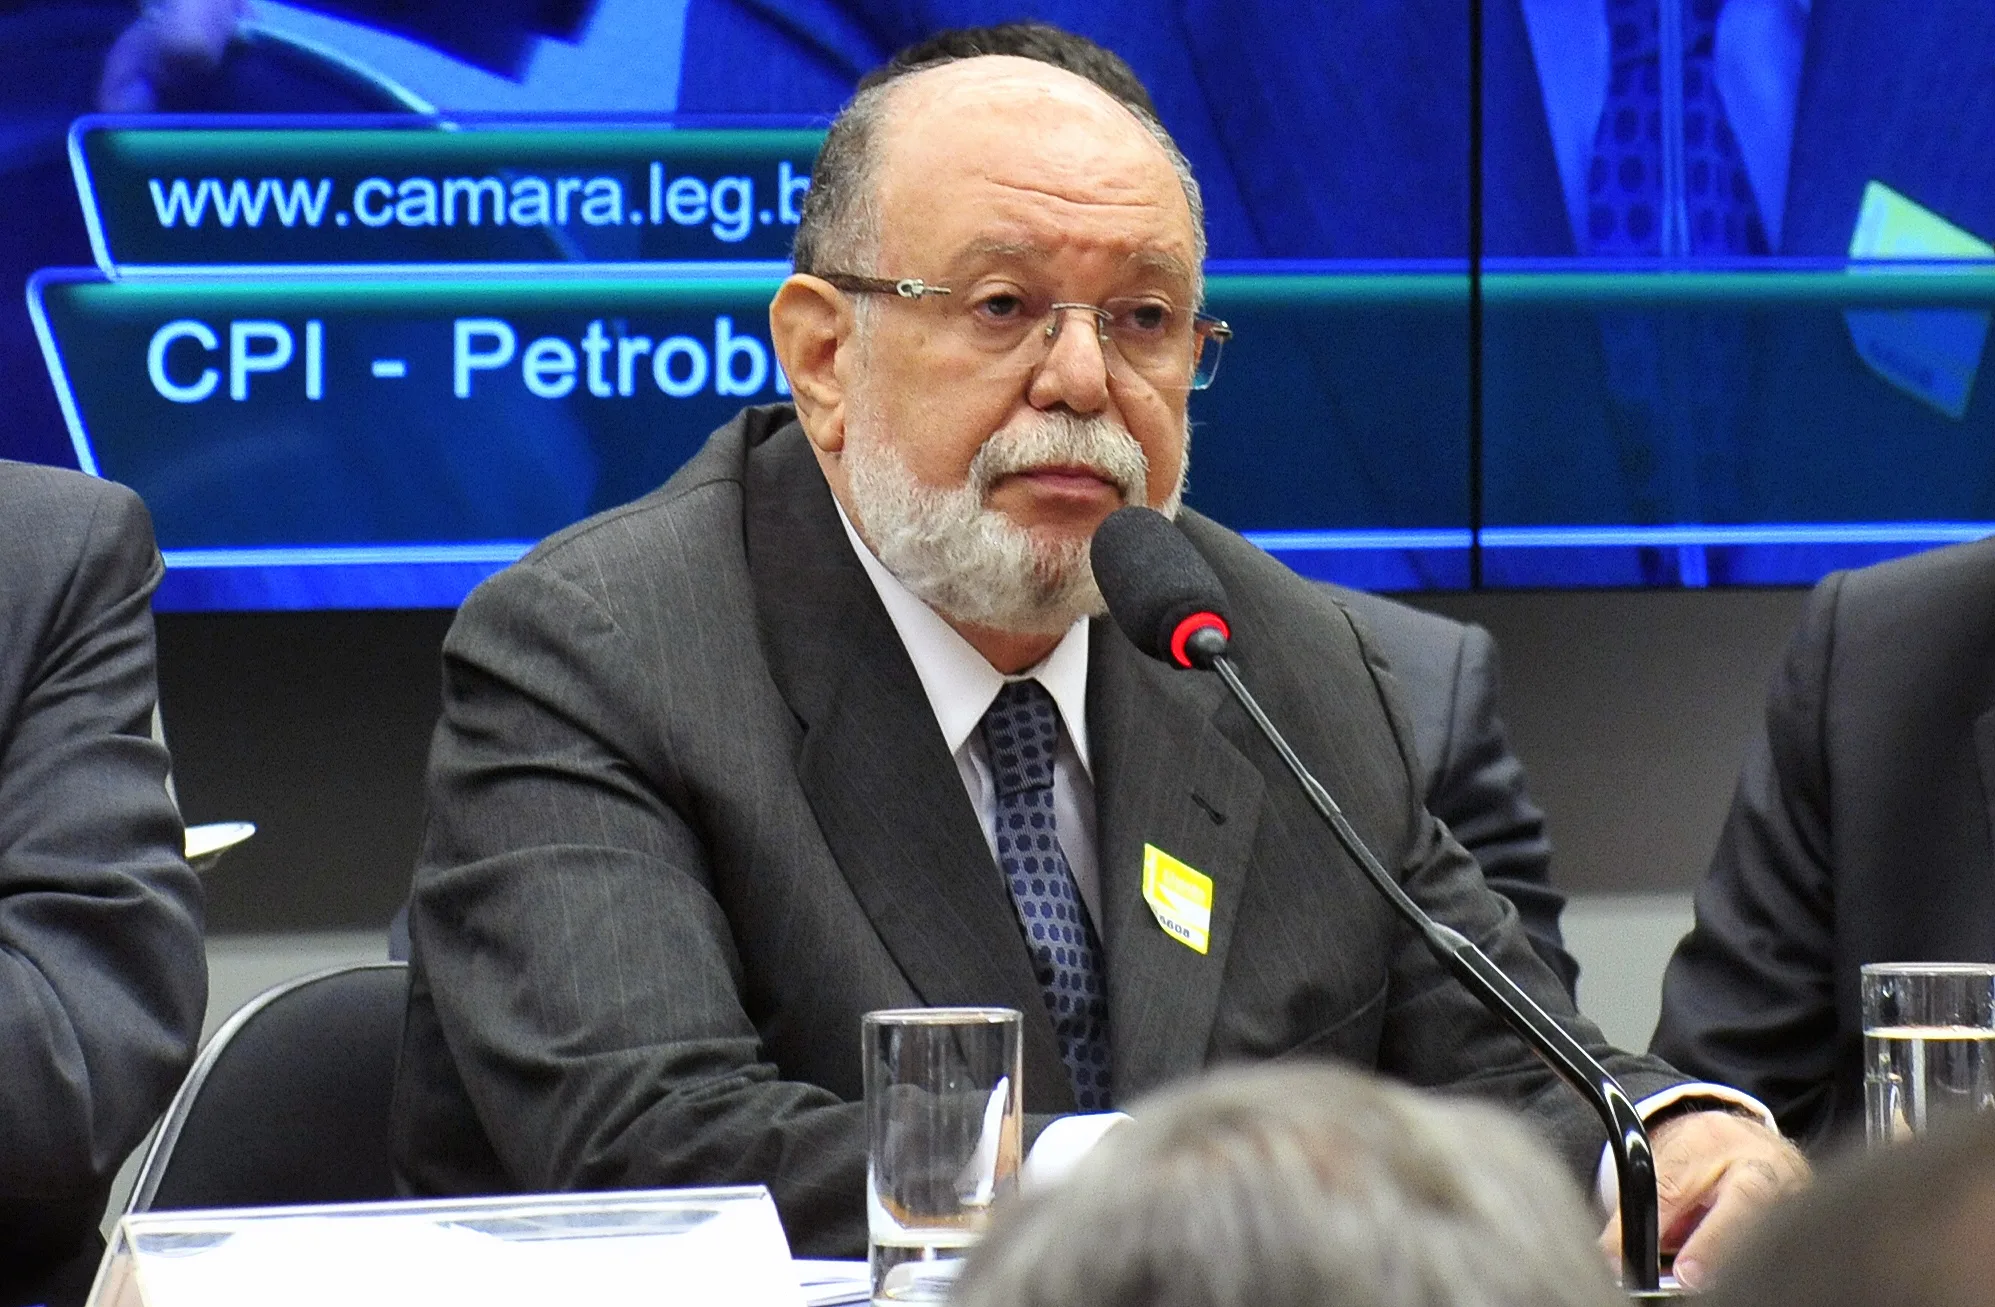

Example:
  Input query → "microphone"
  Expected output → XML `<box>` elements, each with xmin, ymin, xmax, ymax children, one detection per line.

<box><xmin>1090</xmin><ymin>507</ymin><xmax>1671</xmax><ymax>1298</ymax></box>
<box><xmin>1090</xmin><ymin>507</ymin><xmax>1233</xmax><ymax>670</ymax></box>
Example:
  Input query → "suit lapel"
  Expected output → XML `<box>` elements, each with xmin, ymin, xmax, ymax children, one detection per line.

<box><xmin>743</xmin><ymin>424</ymin><xmax>1072</xmax><ymax>1107</ymax></box>
<box><xmin>1088</xmin><ymin>623</ymin><xmax>1265</xmax><ymax>1100</ymax></box>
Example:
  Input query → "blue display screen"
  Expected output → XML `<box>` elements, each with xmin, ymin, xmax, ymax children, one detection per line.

<box><xmin>5</xmin><ymin>1</ymin><xmax>1991</xmax><ymax>609</ymax></box>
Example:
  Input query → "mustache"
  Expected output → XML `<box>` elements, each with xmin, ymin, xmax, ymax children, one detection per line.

<box><xmin>967</xmin><ymin>413</ymin><xmax>1151</xmax><ymax>504</ymax></box>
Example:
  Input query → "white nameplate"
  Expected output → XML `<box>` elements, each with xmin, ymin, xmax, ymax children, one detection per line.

<box><xmin>89</xmin><ymin>1186</ymin><xmax>804</xmax><ymax>1307</ymax></box>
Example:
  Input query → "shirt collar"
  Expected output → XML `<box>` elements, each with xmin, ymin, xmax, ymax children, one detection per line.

<box><xmin>835</xmin><ymin>499</ymin><xmax>1093</xmax><ymax>774</ymax></box>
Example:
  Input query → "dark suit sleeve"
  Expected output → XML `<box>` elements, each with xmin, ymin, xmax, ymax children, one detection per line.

<box><xmin>1330</xmin><ymin>589</ymin><xmax>1575</xmax><ymax>997</ymax></box>
<box><xmin>1649</xmin><ymin>575</ymin><xmax>1842</xmax><ymax>1140</ymax></box>
<box><xmin>1320</xmin><ymin>597</ymin><xmax>1684</xmax><ymax>1177</ymax></box>
<box><xmin>1429</xmin><ymin>624</ymin><xmax>1575</xmax><ymax>995</ymax></box>
<box><xmin>0</xmin><ymin>477</ymin><xmax>204</xmax><ymax>1280</ymax></box>
<box><xmin>1377</xmin><ymin>805</ymin><xmax>1681</xmax><ymax>1174</ymax></box>
<box><xmin>402</xmin><ymin>559</ymin><xmax>871</xmax><ymax>1248</ymax></box>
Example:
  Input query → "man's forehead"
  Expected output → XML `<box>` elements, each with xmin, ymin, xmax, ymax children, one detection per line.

<box><xmin>936</xmin><ymin>237</ymin><xmax>1197</xmax><ymax>287</ymax></box>
<box><xmin>876</xmin><ymin>56</ymin><xmax>1170</xmax><ymax>182</ymax></box>
<box><xmin>870</xmin><ymin>56</ymin><xmax>1196</xmax><ymax>254</ymax></box>
<box><xmin>887</xmin><ymin>53</ymin><xmax>1134</xmax><ymax>123</ymax></box>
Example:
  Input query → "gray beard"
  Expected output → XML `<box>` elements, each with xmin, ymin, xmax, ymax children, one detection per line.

<box><xmin>845</xmin><ymin>411</ymin><xmax>1186</xmax><ymax>636</ymax></box>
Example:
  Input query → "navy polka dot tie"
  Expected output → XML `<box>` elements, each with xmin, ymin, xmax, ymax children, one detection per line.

<box><xmin>980</xmin><ymin>680</ymin><xmax>1112</xmax><ymax>1110</ymax></box>
<box><xmin>1586</xmin><ymin>0</ymin><xmax>1767</xmax><ymax>256</ymax></box>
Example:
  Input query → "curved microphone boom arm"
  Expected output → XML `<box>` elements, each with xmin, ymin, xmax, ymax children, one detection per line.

<box><xmin>1089</xmin><ymin>507</ymin><xmax>1665</xmax><ymax>1295</ymax></box>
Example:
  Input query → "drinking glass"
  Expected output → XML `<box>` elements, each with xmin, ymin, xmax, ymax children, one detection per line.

<box><xmin>1862</xmin><ymin>962</ymin><xmax>1995</xmax><ymax>1144</ymax></box>
<box><xmin>862</xmin><ymin>1007</ymin><xmax>1022</xmax><ymax>1303</ymax></box>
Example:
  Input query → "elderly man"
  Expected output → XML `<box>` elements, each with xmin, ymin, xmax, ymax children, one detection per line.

<box><xmin>859</xmin><ymin>21</ymin><xmax>1578</xmax><ymax>996</ymax></box>
<box><xmin>393</xmin><ymin>54</ymin><xmax>1801</xmax><ymax>1285</ymax></box>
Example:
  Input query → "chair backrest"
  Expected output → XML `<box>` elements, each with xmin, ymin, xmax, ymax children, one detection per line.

<box><xmin>128</xmin><ymin>961</ymin><xmax>409</xmax><ymax>1213</ymax></box>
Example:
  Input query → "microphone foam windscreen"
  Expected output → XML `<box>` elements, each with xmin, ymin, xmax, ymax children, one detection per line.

<box><xmin>1090</xmin><ymin>507</ymin><xmax>1231</xmax><ymax>663</ymax></box>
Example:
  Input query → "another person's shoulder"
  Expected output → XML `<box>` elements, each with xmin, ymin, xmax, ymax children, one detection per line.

<box><xmin>0</xmin><ymin>459</ymin><xmax>152</xmax><ymax>538</ymax></box>
<box><xmin>0</xmin><ymin>461</ymin><xmax>159</xmax><ymax>599</ymax></box>
<box><xmin>1824</xmin><ymin>533</ymin><xmax>1995</xmax><ymax>623</ymax></box>
<box><xmin>1317</xmin><ymin>584</ymin><xmax>1475</xmax><ymax>683</ymax></box>
<box><xmin>1786</xmin><ymin>535</ymin><xmax>1995</xmax><ymax>681</ymax></box>
<box><xmin>1177</xmin><ymin>511</ymin><xmax>1354</xmax><ymax>631</ymax></box>
<box><xmin>1178</xmin><ymin>512</ymin><xmax>1471</xmax><ymax>666</ymax></box>
<box><xmin>0</xmin><ymin>457</ymin><xmax>120</xmax><ymax>503</ymax></box>
<box><xmin>1323</xmin><ymin>583</ymin><xmax>1466</xmax><ymax>644</ymax></box>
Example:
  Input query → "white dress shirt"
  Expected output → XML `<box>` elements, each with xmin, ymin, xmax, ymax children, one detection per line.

<box><xmin>834</xmin><ymin>502</ymin><xmax>1104</xmax><ymax>921</ymax></box>
<box><xmin>834</xmin><ymin>503</ymin><xmax>1132</xmax><ymax>1179</ymax></box>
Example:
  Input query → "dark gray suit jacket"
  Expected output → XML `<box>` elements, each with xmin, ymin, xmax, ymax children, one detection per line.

<box><xmin>0</xmin><ymin>462</ymin><xmax>205</xmax><ymax>1307</ymax></box>
<box><xmin>1330</xmin><ymin>590</ymin><xmax>1572</xmax><ymax>994</ymax></box>
<box><xmin>384</xmin><ymin>590</ymin><xmax>1575</xmax><ymax>992</ymax></box>
<box><xmin>1652</xmin><ymin>536</ymin><xmax>1995</xmax><ymax>1144</ymax></box>
<box><xmin>394</xmin><ymin>406</ymin><xmax>1678</xmax><ymax>1254</ymax></box>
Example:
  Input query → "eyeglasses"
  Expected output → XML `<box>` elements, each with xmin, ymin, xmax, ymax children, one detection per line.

<box><xmin>817</xmin><ymin>274</ymin><xmax>1233</xmax><ymax>391</ymax></box>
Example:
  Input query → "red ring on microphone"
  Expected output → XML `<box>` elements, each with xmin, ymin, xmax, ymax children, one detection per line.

<box><xmin>1169</xmin><ymin>612</ymin><xmax>1230</xmax><ymax>668</ymax></box>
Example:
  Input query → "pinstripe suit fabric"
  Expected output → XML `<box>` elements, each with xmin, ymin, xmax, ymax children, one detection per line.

<box><xmin>393</xmin><ymin>405</ymin><xmax>1682</xmax><ymax>1255</ymax></box>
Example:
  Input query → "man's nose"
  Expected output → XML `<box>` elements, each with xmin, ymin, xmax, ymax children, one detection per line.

<box><xmin>1026</xmin><ymin>307</ymin><xmax>1112</xmax><ymax>414</ymax></box>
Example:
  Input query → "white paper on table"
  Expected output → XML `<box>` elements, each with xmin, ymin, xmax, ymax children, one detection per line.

<box><xmin>102</xmin><ymin>1188</ymin><xmax>803</xmax><ymax>1307</ymax></box>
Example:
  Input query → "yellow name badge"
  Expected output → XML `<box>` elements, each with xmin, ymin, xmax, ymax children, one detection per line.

<box><xmin>1142</xmin><ymin>844</ymin><xmax>1213</xmax><ymax>955</ymax></box>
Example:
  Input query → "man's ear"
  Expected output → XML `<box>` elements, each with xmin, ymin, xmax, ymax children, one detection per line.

<box><xmin>770</xmin><ymin>274</ymin><xmax>850</xmax><ymax>454</ymax></box>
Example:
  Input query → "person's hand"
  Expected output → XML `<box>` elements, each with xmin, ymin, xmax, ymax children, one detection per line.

<box><xmin>1598</xmin><ymin>1109</ymin><xmax>1809</xmax><ymax>1290</ymax></box>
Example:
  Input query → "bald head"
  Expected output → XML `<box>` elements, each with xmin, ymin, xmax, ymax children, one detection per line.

<box><xmin>791</xmin><ymin>52</ymin><xmax>1205</xmax><ymax>282</ymax></box>
<box><xmin>884</xmin><ymin>52</ymin><xmax>1158</xmax><ymax>140</ymax></box>
<box><xmin>870</xmin><ymin>58</ymin><xmax>1195</xmax><ymax>274</ymax></box>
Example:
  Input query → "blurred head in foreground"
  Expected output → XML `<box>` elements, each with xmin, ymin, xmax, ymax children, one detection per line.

<box><xmin>1702</xmin><ymin>1114</ymin><xmax>1995</xmax><ymax>1307</ymax></box>
<box><xmin>950</xmin><ymin>1063</ymin><xmax>1623</xmax><ymax>1307</ymax></box>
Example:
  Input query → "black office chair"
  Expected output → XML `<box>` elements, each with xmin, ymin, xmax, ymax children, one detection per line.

<box><xmin>127</xmin><ymin>961</ymin><xmax>409</xmax><ymax>1213</ymax></box>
